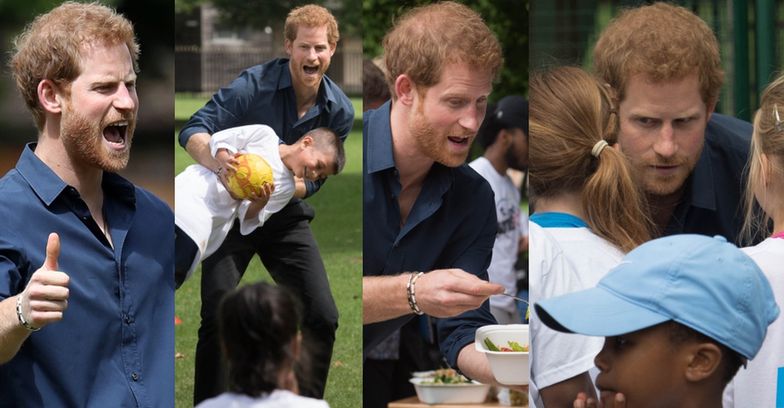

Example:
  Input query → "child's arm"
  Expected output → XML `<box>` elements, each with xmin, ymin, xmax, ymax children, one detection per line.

<box><xmin>244</xmin><ymin>183</ymin><xmax>275</xmax><ymax>221</ymax></box>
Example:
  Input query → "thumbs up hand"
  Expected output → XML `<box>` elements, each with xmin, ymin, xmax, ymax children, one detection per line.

<box><xmin>18</xmin><ymin>233</ymin><xmax>70</xmax><ymax>330</ymax></box>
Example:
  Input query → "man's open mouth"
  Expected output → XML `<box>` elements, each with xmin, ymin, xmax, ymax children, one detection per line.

<box><xmin>103</xmin><ymin>120</ymin><xmax>128</xmax><ymax>147</ymax></box>
<box><xmin>303</xmin><ymin>65</ymin><xmax>319</xmax><ymax>75</ymax></box>
<box><xmin>447</xmin><ymin>136</ymin><xmax>469</xmax><ymax>145</ymax></box>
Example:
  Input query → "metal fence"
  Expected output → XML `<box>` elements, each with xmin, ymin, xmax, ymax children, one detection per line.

<box><xmin>175</xmin><ymin>46</ymin><xmax>363</xmax><ymax>96</ymax></box>
<box><xmin>531</xmin><ymin>0</ymin><xmax>784</xmax><ymax>120</ymax></box>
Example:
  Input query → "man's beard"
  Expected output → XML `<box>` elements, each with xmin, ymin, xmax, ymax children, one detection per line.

<box><xmin>409</xmin><ymin>103</ymin><xmax>473</xmax><ymax>167</ymax></box>
<box><xmin>505</xmin><ymin>146</ymin><xmax>527</xmax><ymax>172</ymax></box>
<box><xmin>60</xmin><ymin>105</ymin><xmax>134</xmax><ymax>173</ymax></box>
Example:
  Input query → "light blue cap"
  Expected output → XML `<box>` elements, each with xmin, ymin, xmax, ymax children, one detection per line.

<box><xmin>535</xmin><ymin>234</ymin><xmax>780</xmax><ymax>360</ymax></box>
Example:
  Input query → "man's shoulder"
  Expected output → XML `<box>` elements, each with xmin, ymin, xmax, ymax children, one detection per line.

<box><xmin>451</xmin><ymin>164</ymin><xmax>494</xmax><ymax>199</ymax></box>
<box><xmin>125</xmin><ymin>181</ymin><xmax>173</xmax><ymax>219</ymax></box>
<box><xmin>705</xmin><ymin>113</ymin><xmax>752</xmax><ymax>156</ymax></box>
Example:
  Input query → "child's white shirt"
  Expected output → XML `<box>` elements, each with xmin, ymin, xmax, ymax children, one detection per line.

<box><xmin>723</xmin><ymin>237</ymin><xmax>784</xmax><ymax>408</ymax></box>
<box><xmin>528</xmin><ymin>222</ymin><xmax>624</xmax><ymax>407</ymax></box>
<box><xmin>195</xmin><ymin>390</ymin><xmax>329</xmax><ymax>408</ymax></box>
<box><xmin>175</xmin><ymin>125</ymin><xmax>295</xmax><ymax>277</ymax></box>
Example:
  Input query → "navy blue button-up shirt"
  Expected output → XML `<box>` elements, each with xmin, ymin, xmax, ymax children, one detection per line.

<box><xmin>363</xmin><ymin>101</ymin><xmax>498</xmax><ymax>368</ymax></box>
<box><xmin>0</xmin><ymin>145</ymin><xmax>174</xmax><ymax>407</ymax></box>
<box><xmin>665</xmin><ymin>113</ymin><xmax>755</xmax><ymax>245</ymax></box>
<box><xmin>178</xmin><ymin>57</ymin><xmax>354</xmax><ymax>197</ymax></box>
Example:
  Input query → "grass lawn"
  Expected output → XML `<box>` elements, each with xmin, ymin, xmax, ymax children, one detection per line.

<box><xmin>174</xmin><ymin>94</ymin><xmax>362</xmax><ymax>408</ymax></box>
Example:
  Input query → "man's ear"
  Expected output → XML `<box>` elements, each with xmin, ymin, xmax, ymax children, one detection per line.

<box><xmin>284</xmin><ymin>39</ymin><xmax>293</xmax><ymax>57</ymax></box>
<box><xmin>684</xmin><ymin>342</ymin><xmax>722</xmax><ymax>383</ymax></box>
<box><xmin>37</xmin><ymin>79</ymin><xmax>64</xmax><ymax>114</ymax></box>
<box><xmin>329</xmin><ymin>43</ymin><xmax>336</xmax><ymax>57</ymax></box>
<box><xmin>705</xmin><ymin>99</ymin><xmax>717</xmax><ymax>123</ymax></box>
<box><xmin>394</xmin><ymin>74</ymin><xmax>416</xmax><ymax>107</ymax></box>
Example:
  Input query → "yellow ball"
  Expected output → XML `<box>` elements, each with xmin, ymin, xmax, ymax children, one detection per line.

<box><xmin>225</xmin><ymin>153</ymin><xmax>274</xmax><ymax>199</ymax></box>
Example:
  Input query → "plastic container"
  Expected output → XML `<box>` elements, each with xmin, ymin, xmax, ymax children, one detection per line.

<box><xmin>475</xmin><ymin>324</ymin><xmax>530</xmax><ymax>385</ymax></box>
<box><xmin>409</xmin><ymin>377</ymin><xmax>491</xmax><ymax>404</ymax></box>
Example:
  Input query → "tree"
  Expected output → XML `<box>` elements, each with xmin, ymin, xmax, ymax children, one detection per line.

<box><xmin>175</xmin><ymin>0</ymin><xmax>361</xmax><ymax>39</ymax></box>
<box><xmin>363</xmin><ymin>0</ymin><xmax>529</xmax><ymax>100</ymax></box>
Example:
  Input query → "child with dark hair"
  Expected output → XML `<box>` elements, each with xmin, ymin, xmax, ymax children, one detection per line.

<box><xmin>534</xmin><ymin>234</ymin><xmax>779</xmax><ymax>408</ymax></box>
<box><xmin>196</xmin><ymin>282</ymin><xmax>329</xmax><ymax>407</ymax></box>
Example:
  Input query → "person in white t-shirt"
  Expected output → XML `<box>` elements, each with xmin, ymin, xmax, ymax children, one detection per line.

<box><xmin>196</xmin><ymin>282</ymin><xmax>330</xmax><ymax>408</ymax></box>
<box><xmin>723</xmin><ymin>73</ymin><xmax>784</xmax><ymax>408</ymax></box>
<box><xmin>527</xmin><ymin>66</ymin><xmax>653</xmax><ymax>407</ymax></box>
<box><xmin>469</xmin><ymin>95</ymin><xmax>528</xmax><ymax>324</ymax></box>
<box><xmin>174</xmin><ymin>125</ymin><xmax>344</xmax><ymax>287</ymax></box>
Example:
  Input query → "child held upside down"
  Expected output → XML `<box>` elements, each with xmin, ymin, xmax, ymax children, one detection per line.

<box><xmin>174</xmin><ymin>125</ymin><xmax>344</xmax><ymax>286</ymax></box>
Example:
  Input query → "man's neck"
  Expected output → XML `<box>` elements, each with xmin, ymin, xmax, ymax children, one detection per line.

<box><xmin>290</xmin><ymin>68</ymin><xmax>319</xmax><ymax>119</ymax></box>
<box><xmin>35</xmin><ymin>131</ymin><xmax>104</xmax><ymax>211</ymax></box>
<box><xmin>389</xmin><ymin>101</ymin><xmax>434</xmax><ymax>190</ymax></box>
<box><xmin>647</xmin><ymin>188</ymin><xmax>685</xmax><ymax>237</ymax></box>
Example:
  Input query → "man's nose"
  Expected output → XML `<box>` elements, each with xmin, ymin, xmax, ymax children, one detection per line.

<box><xmin>458</xmin><ymin>105</ymin><xmax>483</xmax><ymax>133</ymax></box>
<box><xmin>113</xmin><ymin>83</ymin><xmax>136</xmax><ymax>111</ymax></box>
<box><xmin>652</xmin><ymin>123</ymin><xmax>677</xmax><ymax>158</ymax></box>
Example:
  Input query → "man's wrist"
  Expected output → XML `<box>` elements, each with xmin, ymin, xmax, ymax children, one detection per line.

<box><xmin>406</xmin><ymin>272</ymin><xmax>425</xmax><ymax>315</ymax></box>
<box><xmin>15</xmin><ymin>295</ymin><xmax>39</xmax><ymax>332</ymax></box>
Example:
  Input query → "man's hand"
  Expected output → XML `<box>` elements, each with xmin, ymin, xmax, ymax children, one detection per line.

<box><xmin>19</xmin><ymin>233</ymin><xmax>69</xmax><ymax>330</ymax></box>
<box><xmin>415</xmin><ymin>269</ymin><xmax>504</xmax><ymax>318</ymax></box>
<box><xmin>215</xmin><ymin>149</ymin><xmax>242</xmax><ymax>200</ymax></box>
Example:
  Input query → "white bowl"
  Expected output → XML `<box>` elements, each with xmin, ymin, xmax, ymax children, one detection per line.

<box><xmin>409</xmin><ymin>377</ymin><xmax>491</xmax><ymax>404</ymax></box>
<box><xmin>475</xmin><ymin>324</ymin><xmax>530</xmax><ymax>385</ymax></box>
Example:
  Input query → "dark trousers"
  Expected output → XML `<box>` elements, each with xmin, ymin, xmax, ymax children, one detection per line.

<box><xmin>363</xmin><ymin>319</ymin><xmax>442</xmax><ymax>408</ymax></box>
<box><xmin>193</xmin><ymin>201</ymin><xmax>339</xmax><ymax>404</ymax></box>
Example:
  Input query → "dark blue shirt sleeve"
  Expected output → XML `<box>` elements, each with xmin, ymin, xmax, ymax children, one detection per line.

<box><xmin>436</xmin><ymin>182</ymin><xmax>499</xmax><ymax>370</ymax></box>
<box><xmin>178</xmin><ymin>68</ymin><xmax>259</xmax><ymax>148</ymax></box>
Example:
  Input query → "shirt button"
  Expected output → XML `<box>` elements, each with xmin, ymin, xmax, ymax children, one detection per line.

<box><xmin>131</xmin><ymin>372</ymin><xmax>139</xmax><ymax>381</ymax></box>
<box><xmin>123</xmin><ymin>314</ymin><xmax>133</xmax><ymax>324</ymax></box>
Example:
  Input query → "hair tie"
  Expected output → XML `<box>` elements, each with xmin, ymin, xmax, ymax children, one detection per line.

<box><xmin>591</xmin><ymin>140</ymin><xmax>609</xmax><ymax>158</ymax></box>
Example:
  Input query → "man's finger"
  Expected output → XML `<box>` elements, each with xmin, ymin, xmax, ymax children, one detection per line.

<box><xmin>43</xmin><ymin>233</ymin><xmax>60</xmax><ymax>271</ymax></box>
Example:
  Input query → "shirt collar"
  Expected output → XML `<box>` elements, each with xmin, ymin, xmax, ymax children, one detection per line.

<box><xmin>366</xmin><ymin>101</ymin><xmax>396</xmax><ymax>174</ymax></box>
<box><xmin>16</xmin><ymin>143</ymin><xmax>68</xmax><ymax>207</ymax></box>
<box><xmin>16</xmin><ymin>143</ymin><xmax>136</xmax><ymax>207</ymax></box>
<box><xmin>685</xmin><ymin>142</ymin><xmax>716</xmax><ymax>211</ymax></box>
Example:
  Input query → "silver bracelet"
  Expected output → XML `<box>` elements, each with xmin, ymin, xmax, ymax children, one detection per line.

<box><xmin>16</xmin><ymin>295</ymin><xmax>40</xmax><ymax>332</ymax></box>
<box><xmin>406</xmin><ymin>272</ymin><xmax>425</xmax><ymax>315</ymax></box>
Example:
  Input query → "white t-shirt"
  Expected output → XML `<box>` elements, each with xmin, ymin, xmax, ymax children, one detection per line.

<box><xmin>528</xmin><ymin>221</ymin><xmax>624</xmax><ymax>408</ymax></box>
<box><xmin>723</xmin><ymin>237</ymin><xmax>784</xmax><ymax>408</ymax></box>
<box><xmin>196</xmin><ymin>390</ymin><xmax>330</xmax><ymax>408</ymax></box>
<box><xmin>469</xmin><ymin>157</ymin><xmax>523</xmax><ymax>314</ymax></box>
<box><xmin>175</xmin><ymin>125</ymin><xmax>295</xmax><ymax>277</ymax></box>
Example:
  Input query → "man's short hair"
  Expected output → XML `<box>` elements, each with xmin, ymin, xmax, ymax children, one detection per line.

<box><xmin>303</xmin><ymin>127</ymin><xmax>346</xmax><ymax>175</ymax></box>
<box><xmin>382</xmin><ymin>1</ymin><xmax>503</xmax><ymax>98</ymax></box>
<box><xmin>9</xmin><ymin>1</ymin><xmax>139</xmax><ymax>131</ymax></box>
<box><xmin>284</xmin><ymin>4</ymin><xmax>339</xmax><ymax>47</ymax></box>
<box><xmin>593</xmin><ymin>2</ymin><xmax>723</xmax><ymax>105</ymax></box>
